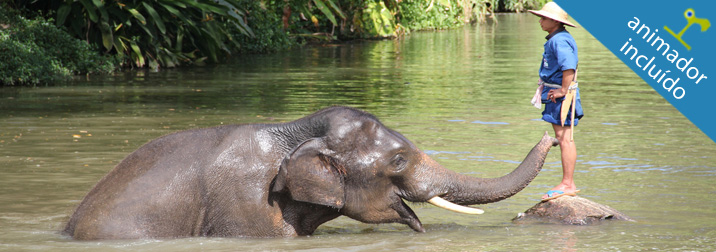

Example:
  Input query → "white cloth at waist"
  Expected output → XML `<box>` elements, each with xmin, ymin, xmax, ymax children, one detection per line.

<box><xmin>530</xmin><ymin>80</ymin><xmax>579</xmax><ymax>109</ymax></box>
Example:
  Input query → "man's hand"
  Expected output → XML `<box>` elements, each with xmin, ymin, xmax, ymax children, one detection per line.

<box><xmin>548</xmin><ymin>69</ymin><xmax>575</xmax><ymax>103</ymax></box>
<box><xmin>548</xmin><ymin>88</ymin><xmax>566</xmax><ymax>103</ymax></box>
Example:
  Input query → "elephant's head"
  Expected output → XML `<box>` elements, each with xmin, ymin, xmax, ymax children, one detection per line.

<box><xmin>272</xmin><ymin>106</ymin><xmax>557</xmax><ymax>232</ymax></box>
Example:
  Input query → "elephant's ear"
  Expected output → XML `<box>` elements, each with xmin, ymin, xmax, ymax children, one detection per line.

<box><xmin>272</xmin><ymin>138</ymin><xmax>345</xmax><ymax>208</ymax></box>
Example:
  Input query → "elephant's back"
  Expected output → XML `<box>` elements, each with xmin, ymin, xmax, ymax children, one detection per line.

<box><xmin>88</xmin><ymin>124</ymin><xmax>243</xmax><ymax>192</ymax></box>
<box><xmin>64</xmin><ymin>124</ymin><xmax>249</xmax><ymax>239</ymax></box>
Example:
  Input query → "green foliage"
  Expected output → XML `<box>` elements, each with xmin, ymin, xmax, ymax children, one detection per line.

<box><xmin>398</xmin><ymin>0</ymin><xmax>465</xmax><ymax>31</ymax></box>
<box><xmin>31</xmin><ymin>0</ymin><xmax>254</xmax><ymax>69</ymax></box>
<box><xmin>360</xmin><ymin>1</ymin><xmax>398</xmax><ymax>37</ymax></box>
<box><xmin>494</xmin><ymin>0</ymin><xmax>549</xmax><ymax>12</ymax></box>
<box><xmin>274</xmin><ymin>0</ymin><xmax>347</xmax><ymax>39</ymax></box>
<box><xmin>397</xmin><ymin>0</ymin><xmax>551</xmax><ymax>29</ymax></box>
<box><xmin>0</xmin><ymin>7</ymin><xmax>118</xmax><ymax>86</ymax></box>
<box><xmin>258</xmin><ymin>0</ymin><xmax>403</xmax><ymax>40</ymax></box>
<box><xmin>241</xmin><ymin>0</ymin><xmax>547</xmax><ymax>40</ymax></box>
<box><xmin>2</xmin><ymin>0</ymin><xmax>553</xmax><ymax>84</ymax></box>
<box><xmin>231</xmin><ymin>0</ymin><xmax>295</xmax><ymax>54</ymax></box>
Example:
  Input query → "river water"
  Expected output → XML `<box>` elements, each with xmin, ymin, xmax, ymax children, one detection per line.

<box><xmin>1</xmin><ymin>14</ymin><xmax>715</xmax><ymax>251</ymax></box>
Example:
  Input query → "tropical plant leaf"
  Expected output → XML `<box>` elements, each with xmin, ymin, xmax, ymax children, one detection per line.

<box><xmin>130</xmin><ymin>41</ymin><xmax>145</xmax><ymax>67</ymax></box>
<box><xmin>78</xmin><ymin>0</ymin><xmax>99</xmax><ymax>22</ymax></box>
<box><xmin>114</xmin><ymin>35</ymin><xmax>127</xmax><ymax>54</ymax></box>
<box><xmin>324</xmin><ymin>0</ymin><xmax>346</xmax><ymax>19</ymax></box>
<box><xmin>157</xmin><ymin>2</ymin><xmax>183</xmax><ymax>18</ymax></box>
<box><xmin>313</xmin><ymin>0</ymin><xmax>337</xmax><ymax>26</ymax></box>
<box><xmin>179</xmin><ymin>0</ymin><xmax>225</xmax><ymax>14</ymax></box>
<box><xmin>99</xmin><ymin>21</ymin><xmax>113</xmax><ymax>51</ymax></box>
<box><xmin>127</xmin><ymin>8</ymin><xmax>146</xmax><ymax>25</ymax></box>
<box><xmin>215</xmin><ymin>0</ymin><xmax>242</xmax><ymax>20</ymax></box>
<box><xmin>215</xmin><ymin>0</ymin><xmax>254</xmax><ymax>37</ymax></box>
<box><xmin>40</xmin><ymin>0</ymin><xmax>251</xmax><ymax>69</ymax></box>
<box><xmin>175</xmin><ymin>27</ymin><xmax>184</xmax><ymax>52</ymax></box>
<box><xmin>234</xmin><ymin>14</ymin><xmax>254</xmax><ymax>37</ymax></box>
<box><xmin>56</xmin><ymin>3</ymin><xmax>72</xmax><ymax>26</ymax></box>
<box><xmin>134</xmin><ymin>20</ymin><xmax>154</xmax><ymax>40</ymax></box>
<box><xmin>171</xmin><ymin>1</ymin><xmax>187</xmax><ymax>9</ymax></box>
<box><xmin>142</xmin><ymin>2</ymin><xmax>166</xmax><ymax>34</ymax></box>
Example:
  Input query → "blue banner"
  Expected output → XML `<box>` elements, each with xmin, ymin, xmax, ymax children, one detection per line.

<box><xmin>554</xmin><ymin>0</ymin><xmax>716</xmax><ymax>143</ymax></box>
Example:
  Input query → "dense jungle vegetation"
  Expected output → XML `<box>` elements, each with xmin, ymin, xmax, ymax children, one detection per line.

<box><xmin>1</xmin><ymin>0</ymin><xmax>548</xmax><ymax>86</ymax></box>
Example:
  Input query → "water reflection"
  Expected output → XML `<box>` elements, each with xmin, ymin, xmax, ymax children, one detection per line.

<box><xmin>1</xmin><ymin>14</ymin><xmax>715</xmax><ymax>251</ymax></box>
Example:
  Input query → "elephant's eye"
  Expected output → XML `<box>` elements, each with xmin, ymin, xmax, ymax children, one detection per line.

<box><xmin>392</xmin><ymin>155</ymin><xmax>407</xmax><ymax>170</ymax></box>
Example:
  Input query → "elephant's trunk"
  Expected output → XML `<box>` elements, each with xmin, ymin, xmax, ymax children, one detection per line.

<box><xmin>434</xmin><ymin>132</ymin><xmax>558</xmax><ymax>206</ymax></box>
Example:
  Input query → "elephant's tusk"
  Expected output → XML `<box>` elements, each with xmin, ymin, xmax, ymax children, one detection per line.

<box><xmin>428</xmin><ymin>196</ymin><xmax>484</xmax><ymax>215</ymax></box>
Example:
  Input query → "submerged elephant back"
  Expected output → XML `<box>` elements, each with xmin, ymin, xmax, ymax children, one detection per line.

<box><xmin>94</xmin><ymin>124</ymin><xmax>242</xmax><ymax>189</ymax></box>
<box><xmin>64</xmin><ymin>124</ymin><xmax>253</xmax><ymax>239</ymax></box>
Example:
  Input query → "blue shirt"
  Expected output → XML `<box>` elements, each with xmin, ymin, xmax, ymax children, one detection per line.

<box><xmin>539</xmin><ymin>28</ymin><xmax>578</xmax><ymax>85</ymax></box>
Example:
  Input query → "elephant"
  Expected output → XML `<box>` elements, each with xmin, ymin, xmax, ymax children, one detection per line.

<box><xmin>63</xmin><ymin>106</ymin><xmax>558</xmax><ymax>240</ymax></box>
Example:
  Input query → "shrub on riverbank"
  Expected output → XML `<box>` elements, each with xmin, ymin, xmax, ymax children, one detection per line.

<box><xmin>398</xmin><ymin>0</ymin><xmax>465</xmax><ymax>31</ymax></box>
<box><xmin>33</xmin><ymin>0</ymin><xmax>253</xmax><ymax>69</ymax></box>
<box><xmin>0</xmin><ymin>8</ymin><xmax>119</xmax><ymax>86</ymax></box>
<box><xmin>232</xmin><ymin>0</ymin><xmax>296</xmax><ymax>54</ymax></box>
<box><xmin>3</xmin><ymin>0</ymin><xmax>549</xmax><ymax>86</ymax></box>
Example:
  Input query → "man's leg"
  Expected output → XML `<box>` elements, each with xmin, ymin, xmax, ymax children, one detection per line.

<box><xmin>542</xmin><ymin>123</ymin><xmax>578</xmax><ymax>199</ymax></box>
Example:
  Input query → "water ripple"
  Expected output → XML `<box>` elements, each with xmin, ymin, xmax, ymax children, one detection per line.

<box><xmin>471</xmin><ymin>120</ymin><xmax>509</xmax><ymax>125</ymax></box>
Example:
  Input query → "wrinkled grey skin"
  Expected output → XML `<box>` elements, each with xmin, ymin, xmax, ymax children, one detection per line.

<box><xmin>63</xmin><ymin>106</ymin><xmax>558</xmax><ymax>240</ymax></box>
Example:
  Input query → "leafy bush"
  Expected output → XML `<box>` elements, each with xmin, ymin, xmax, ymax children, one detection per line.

<box><xmin>398</xmin><ymin>0</ymin><xmax>465</xmax><ymax>31</ymax></box>
<box><xmin>20</xmin><ymin>0</ymin><xmax>254</xmax><ymax>69</ymax></box>
<box><xmin>493</xmin><ymin>0</ymin><xmax>549</xmax><ymax>12</ymax></box>
<box><xmin>0</xmin><ymin>7</ymin><xmax>119</xmax><ymax>86</ymax></box>
<box><xmin>2</xmin><ymin>0</ymin><xmax>545</xmax><ymax>86</ymax></box>
<box><xmin>231</xmin><ymin>0</ymin><xmax>295</xmax><ymax>54</ymax></box>
<box><xmin>267</xmin><ymin>0</ymin><xmax>404</xmax><ymax>40</ymax></box>
<box><xmin>356</xmin><ymin>1</ymin><xmax>399</xmax><ymax>38</ymax></box>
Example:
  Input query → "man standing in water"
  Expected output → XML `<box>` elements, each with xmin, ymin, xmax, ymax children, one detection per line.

<box><xmin>528</xmin><ymin>2</ymin><xmax>583</xmax><ymax>201</ymax></box>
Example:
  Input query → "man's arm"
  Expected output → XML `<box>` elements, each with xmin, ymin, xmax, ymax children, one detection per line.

<box><xmin>548</xmin><ymin>69</ymin><xmax>575</xmax><ymax>103</ymax></box>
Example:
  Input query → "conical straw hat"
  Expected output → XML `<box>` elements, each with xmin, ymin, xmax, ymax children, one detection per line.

<box><xmin>528</xmin><ymin>2</ymin><xmax>577</xmax><ymax>28</ymax></box>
